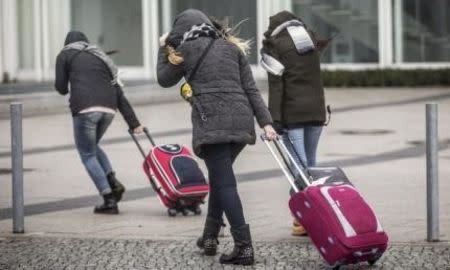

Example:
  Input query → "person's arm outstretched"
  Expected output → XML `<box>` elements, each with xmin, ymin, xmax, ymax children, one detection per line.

<box><xmin>238</xmin><ymin>51</ymin><xmax>277</xmax><ymax>140</ymax></box>
<box><xmin>116</xmin><ymin>86</ymin><xmax>143</xmax><ymax>133</ymax></box>
<box><xmin>54</xmin><ymin>52</ymin><xmax>69</xmax><ymax>95</ymax></box>
<box><xmin>263</xmin><ymin>41</ymin><xmax>284</xmax><ymax>124</ymax></box>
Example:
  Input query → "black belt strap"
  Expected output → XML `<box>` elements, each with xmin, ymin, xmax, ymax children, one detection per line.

<box><xmin>188</xmin><ymin>38</ymin><xmax>216</xmax><ymax>122</ymax></box>
<box><xmin>186</xmin><ymin>38</ymin><xmax>216</xmax><ymax>82</ymax></box>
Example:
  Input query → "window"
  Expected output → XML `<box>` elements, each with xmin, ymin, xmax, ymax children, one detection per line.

<box><xmin>71</xmin><ymin>0</ymin><xmax>143</xmax><ymax>66</ymax></box>
<box><xmin>17</xmin><ymin>0</ymin><xmax>35</xmax><ymax>69</ymax></box>
<box><xmin>393</xmin><ymin>0</ymin><xmax>450</xmax><ymax>63</ymax></box>
<box><xmin>159</xmin><ymin>0</ymin><xmax>258</xmax><ymax>63</ymax></box>
<box><xmin>46</xmin><ymin>0</ymin><xmax>70</xmax><ymax>76</ymax></box>
<box><xmin>292</xmin><ymin>0</ymin><xmax>379</xmax><ymax>63</ymax></box>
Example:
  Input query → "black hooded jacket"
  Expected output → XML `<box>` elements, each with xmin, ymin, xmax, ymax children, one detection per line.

<box><xmin>54</xmin><ymin>31</ymin><xmax>140</xmax><ymax>129</ymax></box>
<box><xmin>262</xmin><ymin>11</ymin><xmax>326</xmax><ymax>128</ymax></box>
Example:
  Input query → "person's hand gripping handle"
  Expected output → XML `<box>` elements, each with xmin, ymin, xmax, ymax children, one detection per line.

<box><xmin>263</xmin><ymin>124</ymin><xmax>278</xmax><ymax>141</ymax></box>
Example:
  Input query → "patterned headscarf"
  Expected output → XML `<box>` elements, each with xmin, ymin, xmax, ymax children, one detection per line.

<box><xmin>181</xmin><ymin>23</ymin><xmax>221</xmax><ymax>44</ymax></box>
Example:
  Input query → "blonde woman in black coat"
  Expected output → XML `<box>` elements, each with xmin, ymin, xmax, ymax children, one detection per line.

<box><xmin>157</xmin><ymin>9</ymin><xmax>277</xmax><ymax>266</ymax></box>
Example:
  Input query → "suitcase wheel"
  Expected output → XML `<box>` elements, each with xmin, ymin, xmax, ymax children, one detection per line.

<box><xmin>193</xmin><ymin>206</ymin><xmax>202</xmax><ymax>215</ymax></box>
<box><xmin>368</xmin><ymin>253</ymin><xmax>382</xmax><ymax>266</ymax></box>
<box><xmin>368</xmin><ymin>258</ymin><xmax>379</xmax><ymax>266</ymax></box>
<box><xmin>168</xmin><ymin>208</ymin><xmax>178</xmax><ymax>217</ymax></box>
<box><xmin>181</xmin><ymin>209</ymin><xmax>189</xmax><ymax>216</ymax></box>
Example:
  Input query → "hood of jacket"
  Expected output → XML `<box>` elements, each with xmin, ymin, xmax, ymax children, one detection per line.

<box><xmin>64</xmin><ymin>31</ymin><xmax>89</xmax><ymax>46</ymax></box>
<box><xmin>264</xmin><ymin>11</ymin><xmax>304</xmax><ymax>38</ymax></box>
<box><xmin>166</xmin><ymin>9</ymin><xmax>212</xmax><ymax>48</ymax></box>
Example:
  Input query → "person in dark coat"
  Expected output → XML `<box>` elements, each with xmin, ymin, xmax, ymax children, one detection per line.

<box><xmin>55</xmin><ymin>31</ymin><xmax>143</xmax><ymax>215</ymax></box>
<box><xmin>261</xmin><ymin>11</ymin><xmax>329</xmax><ymax>236</ymax></box>
<box><xmin>157</xmin><ymin>9</ymin><xmax>277</xmax><ymax>266</ymax></box>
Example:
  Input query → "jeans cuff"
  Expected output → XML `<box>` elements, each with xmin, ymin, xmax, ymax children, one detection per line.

<box><xmin>100</xmin><ymin>188</ymin><xmax>112</xmax><ymax>196</ymax></box>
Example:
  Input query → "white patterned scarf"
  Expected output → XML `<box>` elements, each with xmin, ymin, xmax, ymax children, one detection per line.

<box><xmin>181</xmin><ymin>23</ymin><xmax>221</xmax><ymax>44</ymax></box>
<box><xmin>63</xmin><ymin>41</ymin><xmax>123</xmax><ymax>86</ymax></box>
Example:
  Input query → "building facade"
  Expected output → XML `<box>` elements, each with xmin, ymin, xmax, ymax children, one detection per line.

<box><xmin>0</xmin><ymin>0</ymin><xmax>449</xmax><ymax>82</ymax></box>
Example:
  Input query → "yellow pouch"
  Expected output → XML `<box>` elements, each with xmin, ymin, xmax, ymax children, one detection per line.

<box><xmin>180</xmin><ymin>82</ymin><xmax>193</xmax><ymax>103</ymax></box>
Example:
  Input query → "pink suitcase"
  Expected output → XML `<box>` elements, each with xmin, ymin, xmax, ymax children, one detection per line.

<box><xmin>130</xmin><ymin>128</ymin><xmax>209</xmax><ymax>217</ymax></box>
<box><xmin>262</xmin><ymin>136</ymin><xmax>388</xmax><ymax>269</ymax></box>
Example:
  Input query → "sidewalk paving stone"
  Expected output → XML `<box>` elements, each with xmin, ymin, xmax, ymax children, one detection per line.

<box><xmin>1</xmin><ymin>236</ymin><xmax>450</xmax><ymax>269</ymax></box>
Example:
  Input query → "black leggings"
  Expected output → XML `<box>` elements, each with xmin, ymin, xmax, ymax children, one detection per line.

<box><xmin>202</xmin><ymin>143</ymin><xmax>246</xmax><ymax>229</ymax></box>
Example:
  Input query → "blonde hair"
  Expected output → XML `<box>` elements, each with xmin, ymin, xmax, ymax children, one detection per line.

<box><xmin>166</xmin><ymin>45</ymin><xmax>184</xmax><ymax>65</ymax></box>
<box><xmin>166</xmin><ymin>18</ymin><xmax>251</xmax><ymax>66</ymax></box>
<box><xmin>225</xmin><ymin>33</ymin><xmax>251</xmax><ymax>56</ymax></box>
<box><xmin>218</xmin><ymin>17</ymin><xmax>252</xmax><ymax>56</ymax></box>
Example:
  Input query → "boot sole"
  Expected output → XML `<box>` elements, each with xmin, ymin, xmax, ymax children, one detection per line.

<box><xmin>94</xmin><ymin>209</ymin><xmax>119</xmax><ymax>215</ymax></box>
<box><xmin>236</xmin><ymin>260</ymin><xmax>254</xmax><ymax>266</ymax></box>
<box><xmin>204</xmin><ymin>248</ymin><xmax>217</xmax><ymax>256</ymax></box>
<box><xmin>220</xmin><ymin>259</ymin><xmax>254</xmax><ymax>266</ymax></box>
<box><xmin>197</xmin><ymin>240</ymin><xmax>217</xmax><ymax>256</ymax></box>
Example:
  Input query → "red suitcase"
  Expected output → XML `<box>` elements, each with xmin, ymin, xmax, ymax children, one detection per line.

<box><xmin>262</xmin><ymin>136</ymin><xmax>388</xmax><ymax>269</ymax></box>
<box><xmin>130</xmin><ymin>128</ymin><xmax>209</xmax><ymax>216</ymax></box>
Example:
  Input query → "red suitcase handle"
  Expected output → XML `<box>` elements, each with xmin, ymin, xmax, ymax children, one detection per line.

<box><xmin>129</xmin><ymin>127</ymin><xmax>164</xmax><ymax>195</ymax></box>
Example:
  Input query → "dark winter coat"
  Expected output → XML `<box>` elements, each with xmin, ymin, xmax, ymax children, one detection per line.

<box><xmin>262</xmin><ymin>11</ymin><xmax>326</xmax><ymax>128</ymax></box>
<box><xmin>157</xmin><ymin>9</ymin><xmax>273</xmax><ymax>157</ymax></box>
<box><xmin>55</xmin><ymin>31</ymin><xmax>140</xmax><ymax>129</ymax></box>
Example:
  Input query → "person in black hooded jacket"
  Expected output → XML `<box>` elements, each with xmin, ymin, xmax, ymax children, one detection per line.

<box><xmin>55</xmin><ymin>31</ymin><xmax>143</xmax><ymax>214</ymax></box>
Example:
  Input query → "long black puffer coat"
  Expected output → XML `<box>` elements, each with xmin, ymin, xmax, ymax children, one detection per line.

<box><xmin>157</xmin><ymin>9</ymin><xmax>272</xmax><ymax>157</ymax></box>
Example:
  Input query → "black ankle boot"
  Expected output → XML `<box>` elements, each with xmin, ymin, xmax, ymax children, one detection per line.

<box><xmin>94</xmin><ymin>193</ymin><xmax>119</xmax><ymax>214</ymax></box>
<box><xmin>107</xmin><ymin>172</ymin><xmax>125</xmax><ymax>202</ymax></box>
<box><xmin>219</xmin><ymin>224</ymin><xmax>254</xmax><ymax>265</ymax></box>
<box><xmin>196</xmin><ymin>217</ymin><xmax>222</xmax><ymax>256</ymax></box>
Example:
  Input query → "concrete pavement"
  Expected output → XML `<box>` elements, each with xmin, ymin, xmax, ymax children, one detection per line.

<box><xmin>1</xmin><ymin>85</ymin><xmax>450</xmax><ymax>268</ymax></box>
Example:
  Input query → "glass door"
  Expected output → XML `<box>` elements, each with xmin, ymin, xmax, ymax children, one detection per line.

<box><xmin>292</xmin><ymin>0</ymin><xmax>379</xmax><ymax>64</ymax></box>
<box><xmin>15</xmin><ymin>0</ymin><xmax>148</xmax><ymax>81</ymax></box>
<box><xmin>159</xmin><ymin>0</ymin><xmax>258</xmax><ymax>64</ymax></box>
<box><xmin>393</xmin><ymin>0</ymin><xmax>450</xmax><ymax>63</ymax></box>
<box><xmin>71</xmin><ymin>0</ymin><xmax>144</xmax><ymax>67</ymax></box>
<box><xmin>17</xmin><ymin>0</ymin><xmax>38</xmax><ymax>80</ymax></box>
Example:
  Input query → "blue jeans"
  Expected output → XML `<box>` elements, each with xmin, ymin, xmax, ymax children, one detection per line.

<box><xmin>282</xmin><ymin>126</ymin><xmax>322</xmax><ymax>170</ymax></box>
<box><xmin>73</xmin><ymin>112</ymin><xmax>115</xmax><ymax>195</ymax></box>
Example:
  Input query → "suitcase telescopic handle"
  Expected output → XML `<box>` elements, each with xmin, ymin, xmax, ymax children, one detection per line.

<box><xmin>129</xmin><ymin>127</ymin><xmax>156</xmax><ymax>159</ymax></box>
<box><xmin>260</xmin><ymin>135</ymin><xmax>311</xmax><ymax>192</ymax></box>
<box><xmin>261</xmin><ymin>135</ymin><xmax>300</xmax><ymax>193</ymax></box>
<box><xmin>143</xmin><ymin>127</ymin><xmax>156</xmax><ymax>147</ymax></box>
<box><xmin>274</xmin><ymin>137</ymin><xmax>312</xmax><ymax>187</ymax></box>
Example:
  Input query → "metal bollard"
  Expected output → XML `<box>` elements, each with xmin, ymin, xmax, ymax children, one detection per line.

<box><xmin>426</xmin><ymin>103</ymin><xmax>439</xmax><ymax>242</ymax></box>
<box><xmin>11</xmin><ymin>103</ymin><xmax>24</xmax><ymax>233</ymax></box>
